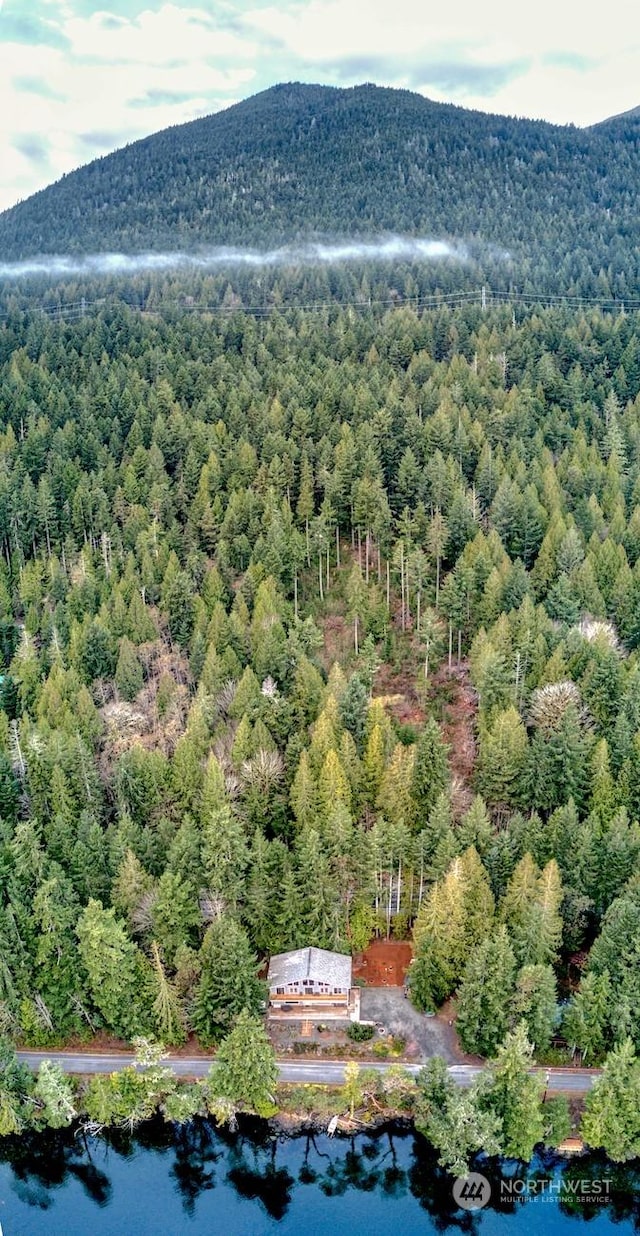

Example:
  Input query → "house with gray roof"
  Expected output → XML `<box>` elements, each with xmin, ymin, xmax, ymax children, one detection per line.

<box><xmin>267</xmin><ymin>947</ymin><xmax>353</xmax><ymax>1012</ymax></box>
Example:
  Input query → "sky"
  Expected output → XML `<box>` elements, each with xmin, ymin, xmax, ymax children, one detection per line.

<box><xmin>1</xmin><ymin>0</ymin><xmax>640</xmax><ymax>213</ymax></box>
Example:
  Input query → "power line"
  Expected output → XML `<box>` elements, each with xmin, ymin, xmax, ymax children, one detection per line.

<box><xmin>1</xmin><ymin>285</ymin><xmax>640</xmax><ymax>327</ymax></box>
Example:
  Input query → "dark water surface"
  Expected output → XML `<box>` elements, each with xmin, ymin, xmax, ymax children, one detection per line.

<box><xmin>0</xmin><ymin>1119</ymin><xmax>639</xmax><ymax>1235</ymax></box>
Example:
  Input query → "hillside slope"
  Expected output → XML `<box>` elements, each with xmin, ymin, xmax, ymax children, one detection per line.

<box><xmin>593</xmin><ymin>104</ymin><xmax>640</xmax><ymax>128</ymax></box>
<box><xmin>1</xmin><ymin>82</ymin><xmax>640</xmax><ymax>294</ymax></box>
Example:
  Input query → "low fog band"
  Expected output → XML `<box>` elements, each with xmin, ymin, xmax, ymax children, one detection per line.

<box><xmin>0</xmin><ymin>235</ymin><xmax>473</xmax><ymax>280</ymax></box>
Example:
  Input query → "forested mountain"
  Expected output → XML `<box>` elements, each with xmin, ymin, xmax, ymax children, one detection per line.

<box><xmin>1</xmin><ymin>82</ymin><xmax>640</xmax><ymax>297</ymax></box>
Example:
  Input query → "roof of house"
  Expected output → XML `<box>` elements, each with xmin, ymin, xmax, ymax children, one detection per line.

<box><xmin>267</xmin><ymin>947</ymin><xmax>352</xmax><ymax>989</ymax></box>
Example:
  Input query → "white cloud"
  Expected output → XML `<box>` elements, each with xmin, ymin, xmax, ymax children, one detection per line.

<box><xmin>0</xmin><ymin>4</ymin><xmax>258</xmax><ymax>210</ymax></box>
<box><xmin>445</xmin><ymin>50</ymin><xmax>640</xmax><ymax>126</ymax></box>
<box><xmin>247</xmin><ymin>0</ymin><xmax>638</xmax><ymax>66</ymax></box>
<box><xmin>65</xmin><ymin>5</ymin><xmax>255</xmax><ymax>65</ymax></box>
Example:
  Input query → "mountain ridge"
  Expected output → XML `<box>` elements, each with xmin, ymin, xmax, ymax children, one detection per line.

<box><xmin>592</xmin><ymin>102</ymin><xmax>640</xmax><ymax>127</ymax></box>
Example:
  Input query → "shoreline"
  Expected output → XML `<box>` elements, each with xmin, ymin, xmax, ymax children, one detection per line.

<box><xmin>268</xmin><ymin>1109</ymin><xmax>415</xmax><ymax>1136</ymax></box>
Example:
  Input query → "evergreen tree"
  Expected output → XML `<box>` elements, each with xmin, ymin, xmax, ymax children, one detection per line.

<box><xmin>456</xmin><ymin>926</ymin><xmax>516</xmax><ymax>1057</ymax></box>
<box><xmin>526</xmin><ymin>707</ymin><xmax>589</xmax><ymax>813</ymax></box>
<box><xmin>193</xmin><ymin>917</ymin><xmax>265</xmax><ymax>1046</ymax></box>
<box><xmin>274</xmin><ymin>858</ymin><xmax>305</xmax><ymax>951</ymax></box>
<box><xmin>201</xmin><ymin>802</ymin><xmax>249</xmax><ymax>912</ymax></box>
<box><xmin>476</xmin><ymin>706</ymin><xmax>528</xmax><ymax>808</ymax></box>
<box><xmin>112</xmin><ymin>848</ymin><xmax>155</xmax><ymax>928</ymax></box>
<box><xmin>501</xmin><ymin>854</ymin><xmax>563</xmax><ymax>967</ymax></box>
<box><xmin>589</xmin><ymin>739</ymin><xmax>617</xmax><ymax>827</ymax></box>
<box><xmin>76</xmin><ymin>899</ymin><xmax>150</xmax><ymax>1040</ymax></box>
<box><xmin>410</xmin><ymin>848</ymin><xmax>494</xmax><ymax>1010</ymax></box>
<box><xmin>209</xmin><ymin>1009</ymin><xmax>278</xmax><ymax>1118</ymax></box>
<box><xmin>296</xmin><ymin>826</ymin><xmax>340</xmax><ymax>947</ymax></box>
<box><xmin>479</xmin><ymin>1023</ymin><xmax>544</xmax><ymax>1161</ymax></box>
<box><xmin>150</xmin><ymin>940</ymin><xmax>186</xmax><ymax>1045</ymax></box>
<box><xmin>410</xmin><ymin>719</ymin><xmax>450</xmax><ymax>820</ymax></box>
<box><xmin>115</xmin><ymin>637</ymin><xmax>144</xmax><ymax>701</ymax></box>
<box><xmin>317</xmin><ymin>749</ymin><xmax>351</xmax><ymax>820</ymax></box>
<box><xmin>563</xmin><ymin>971</ymin><xmax>612</xmax><ymax>1063</ymax></box>
<box><xmin>582</xmin><ymin>1039</ymin><xmax>640</xmax><ymax>1161</ymax></box>
<box><xmin>339</xmin><ymin>674</ymin><xmax>369</xmax><ymax>750</ymax></box>
<box><xmin>289</xmin><ymin>750</ymin><xmax>317</xmax><ymax>830</ymax></box>
<box><xmin>512</xmin><ymin>964</ymin><xmax>557</xmax><ymax>1053</ymax></box>
<box><xmin>244</xmin><ymin>829</ymin><xmax>279</xmax><ymax>952</ymax></box>
<box><xmin>152</xmin><ymin>871</ymin><xmax>200</xmax><ymax>964</ymax></box>
<box><xmin>586</xmin><ymin>887</ymin><xmax>640</xmax><ymax>1046</ymax></box>
<box><xmin>376</xmin><ymin>742</ymin><xmax>415</xmax><ymax>829</ymax></box>
<box><xmin>31</xmin><ymin>866</ymin><xmax>88</xmax><ymax>1038</ymax></box>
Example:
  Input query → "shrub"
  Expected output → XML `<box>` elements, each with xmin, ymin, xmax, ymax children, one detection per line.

<box><xmin>347</xmin><ymin>1022</ymin><xmax>376</xmax><ymax>1042</ymax></box>
<box><xmin>395</xmin><ymin>722</ymin><xmax>419</xmax><ymax>745</ymax></box>
<box><xmin>372</xmin><ymin>1036</ymin><xmax>406</xmax><ymax>1057</ymax></box>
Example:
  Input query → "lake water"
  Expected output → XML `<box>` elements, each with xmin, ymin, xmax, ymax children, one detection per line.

<box><xmin>0</xmin><ymin>1120</ymin><xmax>638</xmax><ymax>1235</ymax></box>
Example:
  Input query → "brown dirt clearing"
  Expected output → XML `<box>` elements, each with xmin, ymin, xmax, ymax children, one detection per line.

<box><xmin>429</xmin><ymin>659</ymin><xmax>477</xmax><ymax>809</ymax></box>
<box><xmin>353</xmin><ymin>939</ymin><xmax>413</xmax><ymax>987</ymax></box>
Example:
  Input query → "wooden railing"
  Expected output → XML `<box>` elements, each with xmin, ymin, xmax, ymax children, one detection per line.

<box><xmin>269</xmin><ymin>992</ymin><xmax>348</xmax><ymax>1003</ymax></box>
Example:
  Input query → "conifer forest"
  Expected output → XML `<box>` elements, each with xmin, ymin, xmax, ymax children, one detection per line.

<box><xmin>1</xmin><ymin>264</ymin><xmax>640</xmax><ymax>1089</ymax></box>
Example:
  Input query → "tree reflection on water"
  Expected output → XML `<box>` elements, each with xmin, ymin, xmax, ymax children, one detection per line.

<box><xmin>0</xmin><ymin>1126</ymin><xmax>112</xmax><ymax>1210</ymax></box>
<box><xmin>0</xmin><ymin>1118</ymin><xmax>639</xmax><ymax>1228</ymax></box>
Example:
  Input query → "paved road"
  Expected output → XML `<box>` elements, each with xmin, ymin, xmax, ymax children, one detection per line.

<box><xmin>16</xmin><ymin>1052</ymin><xmax>598</xmax><ymax>1093</ymax></box>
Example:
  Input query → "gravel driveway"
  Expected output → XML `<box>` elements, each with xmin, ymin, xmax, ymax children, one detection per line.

<box><xmin>359</xmin><ymin>986</ymin><xmax>457</xmax><ymax>1063</ymax></box>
